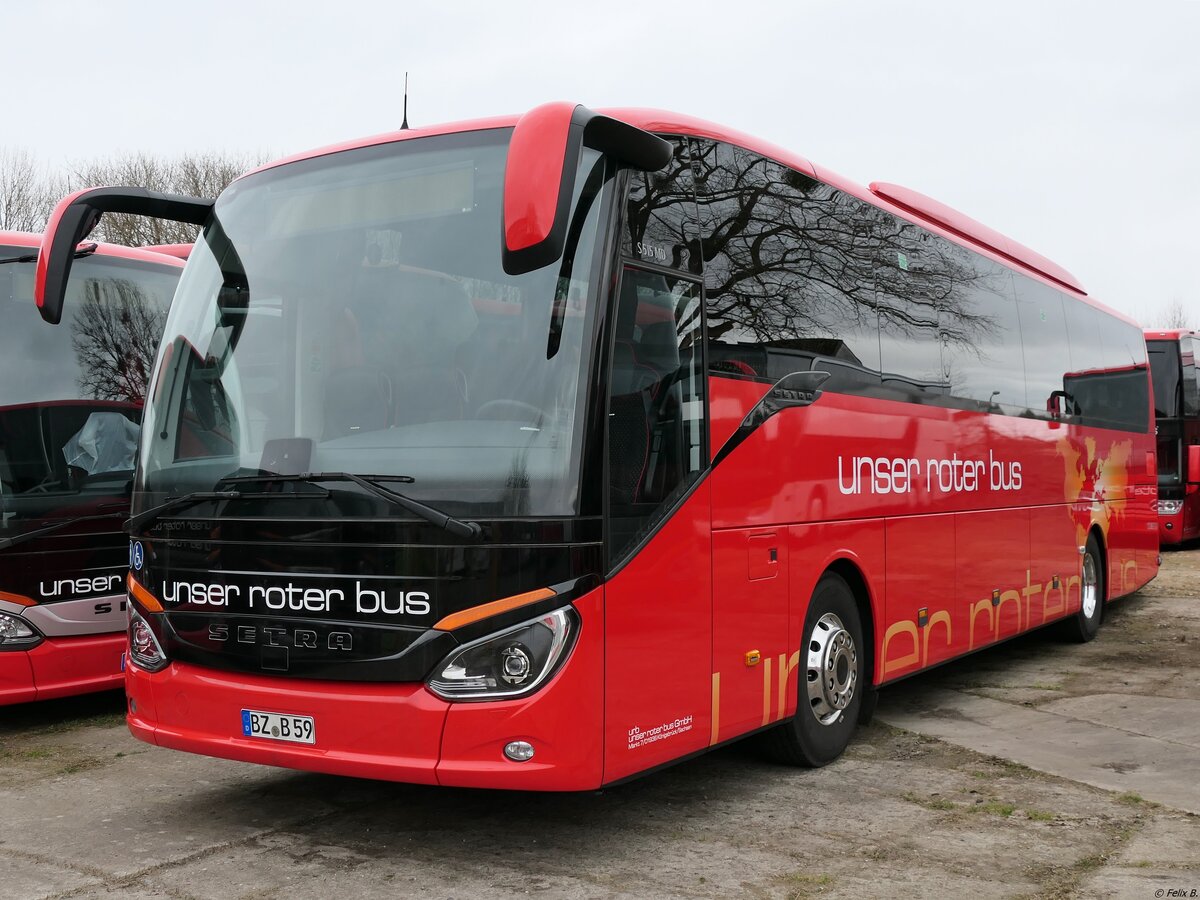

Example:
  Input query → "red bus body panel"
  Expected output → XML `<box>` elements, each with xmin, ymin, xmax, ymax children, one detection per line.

<box><xmin>0</xmin><ymin>633</ymin><xmax>124</xmax><ymax>704</ymax></box>
<box><xmin>128</xmin><ymin>663</ymin><xmax>450</xmax><ymax>784</ymax></box>
<box><xmin>107</xmin><ymin>106</ymin><xmax>1156</xmax><ymax>788</ymax></box>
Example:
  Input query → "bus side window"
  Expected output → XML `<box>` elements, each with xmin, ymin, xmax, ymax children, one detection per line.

<box><xmin>1013</xmin><ymin>275</ymin><xmax>1072</xmax><ymax>418</ymax></box>
<box><xmin>691</xmin><ymin>140</ymin><xmax>881</xmax><ymax>391</ymax></box>
<box><xmin>623</xmin><ymin>137</ymin><xmax>700</xmax><ymax>275</ymax></box>
<box><xmin>176</xmin><ymin>352</ymin><xmax>238</xmax><ymax>460</ymax></box>
<box><xmin>607</xmin><ymin>268</ymin><xmax>705</xmax><ymax>563</ymax></box>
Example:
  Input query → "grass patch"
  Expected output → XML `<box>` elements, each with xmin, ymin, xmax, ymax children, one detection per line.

<box><xmin>902</xmin><ymin>791</ymin><xmax>958</xmax><ymax>812</ymax></box>
<box><xmin>970</xmin><ymin>801</ymin><xmax>1016</xmax><ymax>817</ymax></box>
<box><xmin>1025</xmin><ymin>809</ymin><xmax>1056</xmax><ymax>822</ymax></box>
<box><xmin>1116</xmin><ymin>792</ymin><xmax>1160</xmax><ymax>808</ymax></box>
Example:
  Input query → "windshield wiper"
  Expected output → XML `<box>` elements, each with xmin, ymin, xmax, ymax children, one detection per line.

<box><xmin>0</xmin><ymin>505</ymin><xmax>129</xmax><ymax>551</ymax></box>
<box><xmin>0</xmin><ymin>243</ymin><xmax>98</xmax><ymax>266</ymax></box>
<box><xmin>221</xmin><ymin>472</ymin><xmax>484</xmax><ymax>541</ymax></box>
<box><xmin>126</xmin><ymin>482</ymin><xmax>334</xmax><ymax>535</ymax></box>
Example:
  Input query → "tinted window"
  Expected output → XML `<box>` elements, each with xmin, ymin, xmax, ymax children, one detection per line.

<box><xmin>874</xmin><ymin>221</ymin><xmax>945</xmax><ymax>400</ymax></box>
<box><xmin>1064</xmin><ymin>305</ymin><xmax>1149</xmax><ymax>432</ymax></box>
<box><xmin>691</xmin><ymin>140</ymin><xmax>881</xmax><ymax>392</ymax></box>
<box><xmin>1063</xmin><ymin>296</ymin><xmax>1106</xmax><ymax>376</ymax></box>
<box><xmin>622</xmin><ymin>138</ymin><xmax>700</xmax><ymax>274</ymax></box>
<box><xmin>933</xmin><ymin>243</ymin><xmax>1025</xmax><ymax>410</ymax></box>
<box><xmin>1183</xmin><ymin>336</ymin><xmax>1199</xmax><ymax>417</ymax></box>
<box><xmin>607</xmin><ymin>268</ymin><xmax>705</xmax><ymax>561</ymax></box>
<box><xmin>1148</xmin><ymin>340</ymin><xmax>1181</xmax><ymax>418</ymax></box>
<box><xmin>1014</xmin><ymin>275</ymin><xmax>1071</xmax><ymax>416</ymax></box>
<box><xmin>0</xmin><ymin>251</ymin><xmax>178</xmax><ymax>407</ymax></box>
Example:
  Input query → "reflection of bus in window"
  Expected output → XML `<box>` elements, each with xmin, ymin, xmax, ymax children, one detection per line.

<box><xmin>0</xmin><ymin>232</ymin><xmax>184</xmax><ymax>704</ymax></box>
<box><xmin>37</xmin><ymin>104</ymin><xmax>1156</xmax><ymax>787</ymax></box>
<box><xmin>1146</xmin><ymin>329</ymin><xmax>1200</xmax><ymax>545</ymax></box>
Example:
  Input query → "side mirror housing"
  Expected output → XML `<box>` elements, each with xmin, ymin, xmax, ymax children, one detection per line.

<box><xmin>36</xmin><ymin>187</ymin><xmax>213</xmax><ymax>324</ymax></box>
<box><xmin>502</xmin><ymin>103</ymin><xmax>672</xmax><ymax>276</ymax></box>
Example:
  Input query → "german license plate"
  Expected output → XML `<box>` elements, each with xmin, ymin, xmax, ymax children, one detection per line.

<box><xmin>241</xmin><ymin>709</ymin><xmax>315</xmax><ymax>744</ymax></box>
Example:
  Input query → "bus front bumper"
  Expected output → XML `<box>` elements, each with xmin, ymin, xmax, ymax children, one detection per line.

<box><xmin>125</xmin><ymin>609</ymin><xmax>603</xmax><ymax>791</ymax></box>
<box><xmin>1158</xmin><ymin>510</ymin><xmax>1186</xmax><ymax>545</ymax></box>
<box><xmin>0</xmin><ymin>633</ymin><xmax>125</xmax><ymax>705</ymax></box>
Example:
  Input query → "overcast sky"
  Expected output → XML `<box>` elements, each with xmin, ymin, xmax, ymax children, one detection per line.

<box><xmin>7</xmin><ymin>0</ymin><xmax>1198</xmax><ymax>325</ymax></box>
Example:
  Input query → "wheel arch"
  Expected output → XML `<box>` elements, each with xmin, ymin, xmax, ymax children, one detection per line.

<box><xmin>1087</xmin><ymin>523</ymin><xmax>1109</xmax><ymax>602</ymax></box>
<box><xmin>823</xmin><ymin>558</ymin><xmax>877</xmax><ymax>687</ymax></box>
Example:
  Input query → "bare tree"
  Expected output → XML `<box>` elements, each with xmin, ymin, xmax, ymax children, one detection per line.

<box><xmin>68</xmin><ymin>151</ymin><xmax>266</xmax><ymax>245</ymax></box>
<box><xmin>0</xmin><ymin>148</ymin><xmax>60</xmax><ymax>232</ymax></box>
<box><xmin>70</xmin><ymin>277</ymin><xmax>167</xmax><ymax>401</ymax></box>
<box><xmin>1154</xmin><ymin>298</ymin><xmax>1197</xmax><ymax>330</ymax></box>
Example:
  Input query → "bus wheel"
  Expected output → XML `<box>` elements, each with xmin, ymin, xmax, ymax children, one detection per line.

<box><xmin>760</xmin><ymin>572</ymin><xmax>864</xmax><ymax>767</ymax></box>
<box><xmin>1063</xmin><ymin>534</ymin><xmax>1105</xmax><ymax>642</ymax></box>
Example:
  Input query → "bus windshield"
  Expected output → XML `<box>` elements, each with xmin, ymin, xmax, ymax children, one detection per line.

<box><xmin>1148</xmin><ymin>340</ymin><xmax>1181</xmax><ymax>419</ymax></box>
<box><xmin>0</xmin><ymin>250</ymin><xmax>179</xmax><ymax>537</ymax></box>
<box><xmin>136</xmin><ymin>130</ymin><xmax>610</xmax><ymax>520</ymax></box>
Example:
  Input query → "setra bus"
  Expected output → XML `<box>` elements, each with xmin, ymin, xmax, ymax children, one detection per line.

<box><xmin>1145</xmin><ymin>329</ymin><xmax>1200</xmax><ymax>544</ymax></box>
<box><xmin>34</xmin><ymin>104</ymin><xmax>1157</xmax><ymax>787</ymax></box>
<box><xmin>1</xmin><ymin>232</ymin><xmax>183</xmax><ymax>703</ymax></box>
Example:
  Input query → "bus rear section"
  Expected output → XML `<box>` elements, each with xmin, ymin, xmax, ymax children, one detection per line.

<box><xmin>0</xmin><ymin>234</ymin><xmax>182</xmax><ymax>704</ymax></box>
<box><xmin>37</xmin><ymin>104</ymin><xmax>1157</xmax><ymax>789</ymax></box>
<box><xmin>1146</xmin><ymin>330</ymin><xmax>1200</xmax><ymax>545</ymax></box>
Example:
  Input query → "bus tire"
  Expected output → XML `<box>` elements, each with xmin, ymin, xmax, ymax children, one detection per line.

<box><xmin>1063</xmin><ymin>534</ymin><xmax>1105</xmax><ymax>642</ymax></box>
<box><xmin>761</xmin><ymin>572</ymin><xmax>864</xmax><ymax>767</ymax></box>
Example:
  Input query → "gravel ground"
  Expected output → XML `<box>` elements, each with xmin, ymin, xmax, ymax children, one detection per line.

<box><xmin>1</xmin><ymin>544</ymin><xmax>1197</xmax><ymax>900</ymax></box>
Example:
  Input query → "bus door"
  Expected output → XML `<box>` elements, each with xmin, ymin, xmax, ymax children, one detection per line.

<box><xmin>602</xmin><ymin>266</ymin><xmax>712</xmax><ymax>782</ymax></box>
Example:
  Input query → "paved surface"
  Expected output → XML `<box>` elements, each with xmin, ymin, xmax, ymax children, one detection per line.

<box><xmin>1</xmin><ymin>546</ymin><xmax>1198</xmax><ymax>899</ymax></box>
<box><xmin>879</xmin><ymin>687</ymin><xmax>1200</xmax><ymax>814</ymax></box>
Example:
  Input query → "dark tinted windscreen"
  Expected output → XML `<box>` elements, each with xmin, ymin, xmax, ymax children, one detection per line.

<box><xmin>0</xmin><ymin>249</ymin><xmax>179</xmax><ymax>532</ymax></box>
<box><xmin>0</xmin><ymin>251</ymin><xmax>179</xmax><ymax>406</ymax></box>
<box><xmin>1148</xmin><ymin>340</ymin><xmax>1181</xmax><ymax>418</ymax></box>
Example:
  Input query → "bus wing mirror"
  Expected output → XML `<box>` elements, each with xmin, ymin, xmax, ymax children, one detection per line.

<box><xmin>502</xmin><ymin>102</ymin><xmax>672</xmax><ymax>276</ymax></box>
<box><xmin>36</xmin><ymin>187</ymin><xmax>213</xmax><ymax>324</ymax></box>
<box><xmin>713</xmin><ymin>371</ymin><xmax>831</xmax><ymax>466</ymax></box>
<box><xmin>1189</xmin><ymin>445</ymin><xmax>1200</xmax><ymax>484</ymax></box>
<box><xmin>1047</xmin><ymin>389</ymin><xmax>1079</xmax><ymax>420</ymax></box>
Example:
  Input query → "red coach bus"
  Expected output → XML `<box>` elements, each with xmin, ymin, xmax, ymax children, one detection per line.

<box><xmin>1</xmin><ymin>233</ymin><xmax>183</xmax><ymax>703</ymax></box>
<box><xmin>35</xmin><ymin>104</ymin><xmax>1156</xmax><ymax>787</ymax></box>
<box><xmin>1146</xmin><ymin>329</ymin><xmax>1200</xmax><ymax>544</ymax></box>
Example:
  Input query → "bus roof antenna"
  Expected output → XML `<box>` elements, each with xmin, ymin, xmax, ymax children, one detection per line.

<box><xmin>400</xmin><ymin>73</ymin><xmax>410</xmax><ymax>130</ymax></box>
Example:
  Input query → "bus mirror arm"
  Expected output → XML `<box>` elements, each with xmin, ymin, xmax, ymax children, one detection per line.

<box><xmin>502</xmin><ymin>102</ymin><xmax>672</xmax><ymax>276</ymax></box>
<box><xmin>1047</xmin><ymin>389</ymin><xmax>1079</xmax><ymax>420</ymax></box>
<box><xmin>713</xmin><ymin>371</ymin><xmax>831</xmax><ymax>466</ymax></box>
<box><xmin>36</xmin><ymin>186</ymin><xmax>213</xmax><ymax>325</ymax></box>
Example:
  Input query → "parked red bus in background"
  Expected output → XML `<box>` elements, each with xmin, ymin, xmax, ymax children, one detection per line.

<box><xmin>36</xmin><ymin>103</ymin><xmax>1156</xmax><ymax>788</ymax></box>
<box><xmin>1</xmin><ymin>233</ymin><xmax>183</xmax><ymax>703</ymax></box>
<box><xmin>1146</xmin><ymin>329</ymin><xmax>1200</xmax><ymax>544</ymax></box>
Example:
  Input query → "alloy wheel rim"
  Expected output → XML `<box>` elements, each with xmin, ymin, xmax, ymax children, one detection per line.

<box><xmin>1082</xmin><ymin>552</ymin><xmax>1098</xmax><ymax>619</ymax></box>
<box><xmin>806</xmin><ymin>612</ymin><xmax>857</xmax><ymax>725</ymax></box>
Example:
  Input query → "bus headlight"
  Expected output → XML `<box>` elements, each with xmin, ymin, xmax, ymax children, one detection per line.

<box><xmin>0</xmin><ymin>612</ymin><xmax>40</xmax><ymax>648</ymax></box>
<box><xmin>426</xmin><ymin>606</ymin><xmax>578</xmax><ymax>701</ymax></box>
<box><xmin>128</xmin><ymin>609</ymin><xmax>168</xmax><ymax>672</ymax></box>
<box><xmin>1158</xmin><ymin>499</ymin><xmax>1183</xmax><ymax>515</ymax></box>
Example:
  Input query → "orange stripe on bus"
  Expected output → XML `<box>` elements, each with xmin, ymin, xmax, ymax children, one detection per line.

<box><xmin>127</xmin><ymin>572</ymin><xmax>164</xmax><ymax>613</ymax></box>
<box><xmin>433</xmin><ymin>587</ymin><xmax>556</xmax><ymax>632</ymax></box>
<box><xmin>0</xmin><ymin>590</ymin><xmax>36</xmax><ymax>607</ymax></box>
